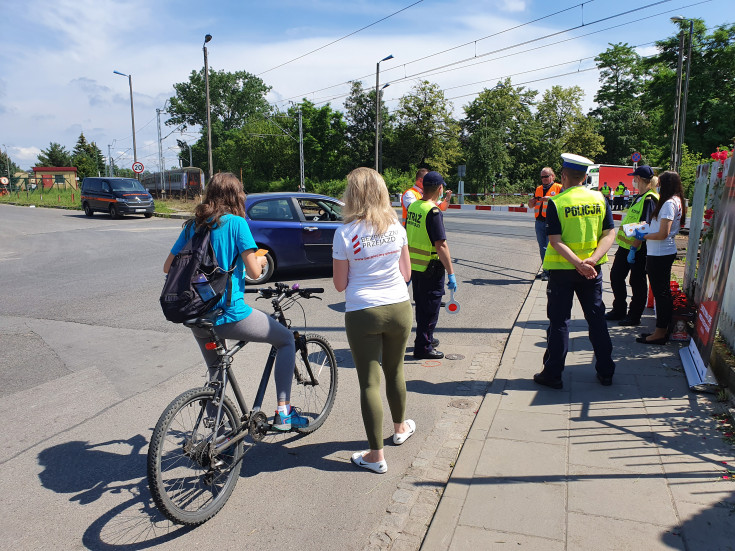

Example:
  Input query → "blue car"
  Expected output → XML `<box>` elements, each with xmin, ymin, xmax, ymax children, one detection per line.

<box><xmin>244</xmin><ymin>192</ymin><xmax>344</xmax><ymax>284</ymax></box>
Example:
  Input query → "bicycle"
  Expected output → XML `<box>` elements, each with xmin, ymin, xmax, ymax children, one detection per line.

<box><xmin>147</xmin><ymin>282</ymin><xmax>338</xmax><ymax>526</ymax></box>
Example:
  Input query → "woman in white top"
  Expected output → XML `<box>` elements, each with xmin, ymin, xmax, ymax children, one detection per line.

<box><xmin>333</xmin><ymin>167</ymin><xmax>414</xmax><ymax>474</ymax></box>
<box><xmin>634</xmin><ymin>171</ymin><xmax>687</xmax><ymax>344</ymax></box>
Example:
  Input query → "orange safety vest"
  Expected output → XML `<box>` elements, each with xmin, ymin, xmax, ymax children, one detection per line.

<box><xmin>534</xmin><ymin>183</ymin><xmax>563</xmax><ymax>219</ymax></box>
<box><xmin>401</xmin><ymin>185</ymin><xmax>422</xmax><ymax>224</ymax></box>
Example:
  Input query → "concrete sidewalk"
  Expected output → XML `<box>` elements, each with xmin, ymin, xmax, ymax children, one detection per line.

<box><xmin>422</xmin><ymin>274</ymin><xmax>735</xmax><ymax>551</ymax></box>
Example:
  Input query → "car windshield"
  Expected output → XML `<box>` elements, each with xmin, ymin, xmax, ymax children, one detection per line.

<box><xmin>111</xmin><ymin>179</ymin><xmax>146</xmax><ymax>192</ymax></box>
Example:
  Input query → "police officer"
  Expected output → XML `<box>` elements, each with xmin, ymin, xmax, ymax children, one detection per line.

<box><xmin>606</xmin><ymin>165</ymin><xmax>659</xmax><ymax>326</ymax></box>
<box><xmin>401</xmin><ymin>168</ymin><xmax>452</xmax><ymax>226</ymax></box>
<box><xmin>600</xmin><ymin>182</ymin><xmax>612</xmax><ymax>203</ymax></box>
<box><xmin>406</xmin><ymin>171</ymin><xmax>457</xmax><ymax>359</ymax></box>
<box><xmin>614</xmin><ymin>182</ymin><xmax>626</xmax><ymax>210</ymax></box>
<box><xmin>533</xmin><ymin>153</ymin><xmax>616</xmax><ymax>389</ymax></box>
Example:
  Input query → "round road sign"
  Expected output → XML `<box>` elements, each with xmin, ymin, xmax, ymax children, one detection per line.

<box><xmin>631</xmin><ymin>152</ymin><xmax>641</xmax><ymax>163</ymax></box>
<box><xmin>0</xmin><ymin>177</ymin><xmax>8</xmax><ymax>185</ymax></box>
<box><xmin>132</xmin><ymin>162</ymin><xmax>145</xmax><ymax>174</ymax></box>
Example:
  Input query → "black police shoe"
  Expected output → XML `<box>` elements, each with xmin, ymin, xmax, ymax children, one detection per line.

<box><xmin>533</xmin><ymin>372</ymin><xmax>563</xmax><ymax>389</ymax></box>
<box><xmin>596</xmin><ymin>372</ymin><xmax>613</xmax><ymax>386</ymax></box>
<box><xmin>414</xmin><ymin>349</ymin><xmax>444</xmax><ymax>360</ymax></box>
<box><xmin>605</xmin><ymin>311</ymin><xmax>626</xmax><ymax>321</ymax></box>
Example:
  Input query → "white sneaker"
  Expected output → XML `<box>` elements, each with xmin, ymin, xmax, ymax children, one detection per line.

<box><xmin>351</xmin><ymin>450</ymin><xmax>387</xmax><ymax>474</ymax></box>
<box><xmin>393</xmin><ymin>419</ymin><xmax>416</xmax><ymax>445</ymax></box>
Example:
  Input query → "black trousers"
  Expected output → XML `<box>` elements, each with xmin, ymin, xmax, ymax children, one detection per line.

<box><xmin>542</xmin><ymin>268</ymin><xmax>615</xmax><ymax>379</ymax></box>
<box><xmin>412</xmin><ymin>269</ymin><xmax>445</xmax><ymax>354</ymax></box>
<box><xmin>646</xmin><ymin>253</ymin><xmax>677</xmax><ymax>330</ymax></box>
<box><xmin>609</xmin><ymin>245</ymin><xmax>648</xmax><ymax>320</ymax></box>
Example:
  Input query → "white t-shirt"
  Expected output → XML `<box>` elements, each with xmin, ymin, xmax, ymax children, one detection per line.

<box><xmin>646</xmin><ymin>197</ymin><xmax>682</xmax><ymax>256</ymax></box>
<box><xmin>332</xmin><ymin>220</ymin><xmax>410</xmax><ymax>312</ymax></box>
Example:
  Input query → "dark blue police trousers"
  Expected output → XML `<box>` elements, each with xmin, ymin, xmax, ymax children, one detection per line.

<box><xmin>412</xmin><ymin>269</ymin><xmax>445</xmax><ymax>355</ymax></box>
<box><xmin>543</xmin><ymin>268</ymin><xmax>615</xmax><ymax>379</ymax></box>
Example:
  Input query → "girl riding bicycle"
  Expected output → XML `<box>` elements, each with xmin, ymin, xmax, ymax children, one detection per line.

<box><xmin>163</xmin><ymin>172</ymin><xmax>307</xmax><ymax>430</ymax></box>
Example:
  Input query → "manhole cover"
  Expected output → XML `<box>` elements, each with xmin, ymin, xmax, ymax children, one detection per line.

<box><xmin>444</xmin><ymin>353</ymin><xmax>465</xmax><ymax>360</ymax></box>
<box><xmin>449</xmin><ymin>398</ymin><xmax>476</xmax><ymax>409</ymax></box>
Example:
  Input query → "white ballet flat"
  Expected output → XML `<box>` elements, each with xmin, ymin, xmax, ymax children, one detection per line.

<box><xmin>393</xmin><ymin>419</ymin><xmax>416</xmax><ymax>445</ymax></box>
<box><xmin>351</xmin><ymin>450</ymin><xmax>387</xmax><ymax>474</ymax></box>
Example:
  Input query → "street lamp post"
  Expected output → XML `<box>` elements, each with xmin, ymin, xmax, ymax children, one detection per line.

<box><xmin>203</xmin><ymin>34</ymin><xmax>213</xmax><ymax>181</ymax></box>
<box><xmin>374</xmin><ymin>54</ymin><xmax>393</xmax><ymax>171</ymax></box>
<box><xmin>2</xmin><ymin>144</ymin><xmax>10</xmax><ymax>181</ymax></box>
<box><xmin>112</xmin><ymin>70</ymin><xmax>137</xmax><ymax>165</ymax></box>
<box><xmin>671</xmin><ymin>16</ymin><xmax>694</xmax><ymax>173</ymax></box>
<box><xmin>378</xmin><ymin>83</ymin><xmax>389</xmax><ymax>173</ymax></box>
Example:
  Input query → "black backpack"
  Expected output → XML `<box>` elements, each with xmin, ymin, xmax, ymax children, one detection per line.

<box><xmin>160</xmin><ymin>222</ymin><xmax>238</xmax><ymax>323</ymax></box>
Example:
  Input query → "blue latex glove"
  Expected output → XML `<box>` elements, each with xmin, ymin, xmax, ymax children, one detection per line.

<box><xmin>447</xmin><ymin>273</ymin><xmax>457</xmax><ymax>291</ymax></box>
<box><xmin>634</xmin><ymin>228</ymin><xmax>647</xmax><ymax>241</ymax></box>
<box><xmin>627</xmin><ymin>246</ymin><xmax>637</xmax><ymax>264</ymax></box>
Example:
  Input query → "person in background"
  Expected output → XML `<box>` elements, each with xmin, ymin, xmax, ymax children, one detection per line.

<box><xmin>163</xmin><ymin>172</ymin><xmax>307</xmax><ymax>431</ymax></box>
<box><xmin>613</xmin><ymin>182</ymin><xmax>626</xmax><ymax>211</ymax></box>
<box><xmin>406</xmin><ymin>171</ymin><xmax>457</xmax><ymax>360</ymax></box>
<box><xmin>401</xmin><ymin>168</ymin><xmax>452</xmax><ymax>226</ymax></box>
<box><xmin>634</xmin><ymin>170</ymin><xmax>687</xmax><ymax>345</ymax></box>
<box><xmin>600</xmin><ymin>182</ymin><xmax>612</xmax><ymax>203</ymax></box>
<box><xmin>623</xmin><ymin>186</ymin><xmax>632</xmax><ymax>209</ymax></box>
<box><xmin>333</xmin><ymin>167</ymin><xmax>415</xmax><ymax>474</ymax></box>
<box><xmin>534</xmin><ymin>153</ymin><xmax>616</xmax><ymax>389</ymax></box>
<box><xmin>528</xmin><ymin>167</ymin><xmax>563</xmax><ymax>281</ymax></box>
<box><xmin>606</xmin><ymin>166</ymin><xmax>659</xmax><ymax>326</ymax></box>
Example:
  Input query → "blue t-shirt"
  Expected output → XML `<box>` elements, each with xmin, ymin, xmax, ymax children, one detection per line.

<box><xmin>171</xmin><ymin>214</ymin><xmax>257</xmax><ymax>325</ymax></box>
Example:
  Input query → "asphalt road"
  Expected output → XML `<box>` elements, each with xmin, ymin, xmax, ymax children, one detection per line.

<box><xmin>0</xmin><ymin>203</ymin><xmax>541</xmax><ymax>550</ymax></box>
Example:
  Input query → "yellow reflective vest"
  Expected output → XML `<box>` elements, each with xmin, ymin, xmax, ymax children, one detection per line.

<box><xmin>406</xmin><ymin>200</ymin><xmax>439</xmax><ymax>272</ymax></box>
<box><xmin>615</xmin><ymin>189</ymin><xmax>659</xmax><ymax>249</ymax></box>
<box><xmin>543</xmin><ymin>186</ymin><xmax>609</xmax><ymax>270</ymax></box>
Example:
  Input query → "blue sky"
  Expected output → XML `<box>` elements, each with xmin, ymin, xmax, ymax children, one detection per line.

<box><xmin>0</xmin><ymin>0</ymin><xmax>728</xmax><ymax>170</ymax></box>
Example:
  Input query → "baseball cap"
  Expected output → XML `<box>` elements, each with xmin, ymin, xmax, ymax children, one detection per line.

<box><xmin>422</xmin><ymin>171</ymin><xmax>446</xmax><ymax>188</ymax></box>
<box><xmin>628</xmin><ymin>165</ymin><xmax>654</xmax><ymax>178</ymax></box>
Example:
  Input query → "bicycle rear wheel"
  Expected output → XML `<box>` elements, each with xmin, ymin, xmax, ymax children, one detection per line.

<box><xmin>292</xmin><ymin>334</ymin><xmax>338</xmax><ymax>433</ymax></box>
<box><xmin>147</xmin><ymin>387</ymin><xmax>243</xmax><ymax>525</ymax></box>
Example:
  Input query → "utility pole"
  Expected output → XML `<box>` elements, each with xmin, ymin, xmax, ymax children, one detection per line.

<box><xmin>108</xmin><ymin>144</ymin><xmax>113</xmax><ymax>176</ymax></box>
<box><xmin>203</xmin><ymin>34</ymin><xmax>214</xmax><ymax>181</ymax></box>
<box><xmin>298</xmin><ymin>107</ymin><xmax>305</xmax><ymax>192</ymax></box>
<box><xmin>670</xmin><ymin>30</ymin><xmax>685</xmax><ymax>171</ymax></box>
<box><xmin>157</xmin><ymin>108</ymin><xmax>164</xmax><ymax>195</ymax></box>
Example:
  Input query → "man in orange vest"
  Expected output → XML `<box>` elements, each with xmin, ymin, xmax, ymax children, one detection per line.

<box><xmin>401</xmin><ymin>167</ymin><xmax>452</xmax><ymax>226</ymax></box>
<box><xmin>529</xmin><ymin>166</ymin><xmax>563</xmax><ymax>281</ymax></box>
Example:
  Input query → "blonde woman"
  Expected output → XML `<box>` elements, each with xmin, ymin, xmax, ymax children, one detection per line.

<box><xmin>606</xmin><ymin>166</ymin><xmax>659</xmax><ymax>326</ymax></box>
<box><xmin>333</xmin><ymin>167</ymin><xmax>415</xmax><ymax>474</ymax></box>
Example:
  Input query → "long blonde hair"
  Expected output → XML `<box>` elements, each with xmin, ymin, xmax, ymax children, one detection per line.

<box><xmin>636</xmin><ymin>174</ymin><xmax>658</xmax><ymax>193</ymax></box>
<box><xmin>342</xmin><ymin>167</ymin><xmax>398</xmax><ymax>234</ymax></box>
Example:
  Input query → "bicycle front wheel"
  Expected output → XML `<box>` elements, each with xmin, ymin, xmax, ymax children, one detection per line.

<box><xmin>147</xmin><ymin>387</ymin><xmax>243</xmax><ymax>526</ymax></box>
<box><xmin>292</xmin><ymin>334</ymin><xmax>338</xmax><ymax>433</ymax></box>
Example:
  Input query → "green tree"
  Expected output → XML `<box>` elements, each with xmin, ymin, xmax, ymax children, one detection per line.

<box><xmin>643</xmin><ymin>20</ymin><xmax>735</xmax><ymax>164</ymax></box>
<box><xmin>536</xmin><ymin>85</ymin><xmax>605</xmax><ymax>168</ymax></box>
<box><xmin>295</xmin><ymin>100</ymin><xmax>351</xmax><ymax>182</ymax></box>
<box><xmin>344</xmin><ymin>81</ymin><xmax>385</xmax><ymax>169</ymax></box>
<box><xmin>462</xmin><ymin>79</ymin><xmax>539</xmax><ymax>193</ymax></box>
<box><xmin>0</xmin><ymin>149</ymin><xmax>21</xmax><ymax>179</ymax></box>
<box><xmin>36</xmin><ymin>142</ymin><xmax>72</xmax><ymax>167</ymax></box>
<box><xmin>591</xmin><ymin>43</ymin><xmax>650</xmax><ymax>165</ymax></box>
<box><xmin>71</xmin><ymin>133</ymin><xmax>105</xmax><ymax>180</ymax></box>
<box><xmin>389</xmin><ymin>80</ymin><xmax>462</xmax><ymax>175</ymax></box>
<box><xmin>167</xmin><ymin>69</ymin><xmax>271</xmax><ymax>132</ymax></box>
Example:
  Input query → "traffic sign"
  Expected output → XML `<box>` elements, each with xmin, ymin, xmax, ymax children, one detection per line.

<box><xmin>132</xmin><ymin>162</ymin><xmax>145</xmax><ymax>174</ymax></box>
<box><xmin>631</xmin><ymin>152</ymin><xmax>641</xmax><ymax>163</ymax></box>
<box><xmin>0</xmin><ymin>177</ymin><xmax>8</xmax><ymax>185</ymax></box>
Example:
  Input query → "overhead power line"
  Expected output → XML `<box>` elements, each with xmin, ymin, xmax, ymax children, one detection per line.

<box><xmin>272</xmin><ymin>0</ymin><xmax>705</xmax><ymax>108</ymax></box>
<box><xmin>256</xmin><ymin>0</ymin><xmax>425</xmax><ymax>76</ymax></box>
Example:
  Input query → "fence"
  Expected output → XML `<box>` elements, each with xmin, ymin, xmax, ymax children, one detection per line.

<box><xmin>684</xmin><ymin>157</ymin><xmax>735</xmax><ymax>352</ymax></box>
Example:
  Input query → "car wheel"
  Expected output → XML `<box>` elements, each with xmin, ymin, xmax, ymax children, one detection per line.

<box><xmin>245</xmin><ymin>251</ymin><xmax>275</xmax><ymax>285</ymax></box>
<box><xmin>83</xmin><ymin>202</ymin><xmax>93</xmax><ymax>217</ymax></box>
<box><xmin>144</xmin><ymin>212</ymin><xmax>153</xmax><ymax>218</ymax></box>
<box><xmin>109</xmin><ymin>205</ymin><xmax>121</xmax><ymax>219</ymax></box>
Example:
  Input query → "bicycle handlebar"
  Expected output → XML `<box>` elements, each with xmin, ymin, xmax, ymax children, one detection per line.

<box><xmin>244</xmin><ymin>284</ymin><xmax>324</xmax><ymax>299</ymax></box>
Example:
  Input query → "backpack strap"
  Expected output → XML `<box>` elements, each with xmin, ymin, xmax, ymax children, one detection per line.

<box><xmin>224</xmin><ymin>254</ymin><xmax>238</xmax><ymax>307</ymax></box>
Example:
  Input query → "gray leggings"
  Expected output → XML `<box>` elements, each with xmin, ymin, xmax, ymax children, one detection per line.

<box><xmin>191</xmin><ymin>308</ymin><xmax>295</xmax><ymax>403</ymax></box>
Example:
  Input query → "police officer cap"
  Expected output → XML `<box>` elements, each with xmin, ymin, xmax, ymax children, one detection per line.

<box><xmin>628</xmin><ymin>165</ymin><xmax>654</xmax><ymax>178</ymax></box>
<box><xmin>561</xmin><ymin>153</ymin><xmax>594</xmax><ymax>172</ymax></box>
<box><xmin>422</xmin><ymin>171</ymin><xmax>446</xmax><ymax>188</ymax></box>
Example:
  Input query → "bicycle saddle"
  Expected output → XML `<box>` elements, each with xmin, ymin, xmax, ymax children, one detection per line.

<box><xmin>183</xmin><ymin>308</ymin><xmax>225</xmax><ymax>328</ymax></box>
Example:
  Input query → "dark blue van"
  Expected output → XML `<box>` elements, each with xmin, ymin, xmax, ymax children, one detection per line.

<box><xmin>81</xmin><ymin>177</ymin><xmax>155</xmax><ymax>218</ymax></box>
